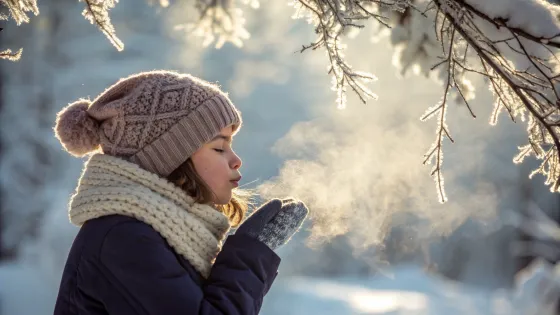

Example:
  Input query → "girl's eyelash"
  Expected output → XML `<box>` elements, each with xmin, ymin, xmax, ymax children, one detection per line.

<box><xmin>213</xmin><ymin>149</ymin><xmax>224</xmax><ymax>153</ymax></box>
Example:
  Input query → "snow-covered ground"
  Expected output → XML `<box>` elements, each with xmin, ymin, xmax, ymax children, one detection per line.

<box><xmin>0</xmin><ymin>262</ymin><xmax>480</xmax><ymax>315</ymax></box>
<box><xmin>0</xmin><ymin>261</ymin><xmax>57</xmax><ymax>315</ymax></box>
<box><xmin>263</xmin><ymin>267</ymin><xmax>493</xmax><ymax>315</ymax></box>
<box><xmin>264</xmin><ymin>263</ymin><xmax>560</xmax><ymax>315</ymax></box>
<box><xmin>1</xmin><ymin>260</ymin><xmax>557</xmax><ymax>315</ymax></box>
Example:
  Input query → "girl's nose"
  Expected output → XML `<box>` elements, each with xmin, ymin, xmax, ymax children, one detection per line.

<box><xmin>231</xmin><ymin>152</ymin><xmax>242</xmax><ymax>170</ymax></box>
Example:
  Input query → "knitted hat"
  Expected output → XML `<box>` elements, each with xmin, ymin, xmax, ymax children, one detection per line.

<box><xmin>54</xmin><ymin>70</ymin><xmax>242</xmax><ymax>177</ymax></box>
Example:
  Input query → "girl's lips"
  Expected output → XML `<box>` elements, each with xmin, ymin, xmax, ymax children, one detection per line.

<box><xmin>230</xmin><ymin>175</ymin><xmax>241</xmax><ymax>188</ymax></box>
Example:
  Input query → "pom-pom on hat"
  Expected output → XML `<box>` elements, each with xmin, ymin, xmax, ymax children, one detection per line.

<box><xmin>54</xmin><ymin>70</ymin><xmax>242</xmax><ymax>177</ymax></box>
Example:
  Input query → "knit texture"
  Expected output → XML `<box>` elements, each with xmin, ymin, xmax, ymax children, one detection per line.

<box><xmin>256</xmin><ymin>201</ymin><xmax>308</xmax><ymax>250</ymax></box>
<box><xmin>55</xmin><ymin>70</ymin><xmax>242</xmax><ymax>177</ymax></box>
<box><xmin>236</xmin><ymin>198</ymin><xmax>308</xmax><ymax>251</ymax></box>
<box><xmin>69</xmin><ymin>153</ymin><xmax>231</xmax><ymax>278</ymax></box>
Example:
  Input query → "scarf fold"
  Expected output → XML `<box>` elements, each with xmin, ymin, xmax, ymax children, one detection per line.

<box><xmin>69</xmin><ymin>153</ymin><xmax>231</xmax><ymax>278</ymax></box>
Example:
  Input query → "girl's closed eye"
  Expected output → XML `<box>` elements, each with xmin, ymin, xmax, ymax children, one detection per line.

<box><xmin>213</xmin><ymin>148</ymin><xmax>224</xmax><ymax>153</ymax></box>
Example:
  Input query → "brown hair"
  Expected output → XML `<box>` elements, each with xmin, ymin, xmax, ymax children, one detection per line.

<box><xmin>167</xmin><ymin>158</ymin><xmax>250</xmax><ymax>227</ymax></box>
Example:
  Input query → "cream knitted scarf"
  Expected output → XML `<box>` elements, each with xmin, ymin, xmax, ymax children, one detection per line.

<box><xmin>68</xmin><ymin>153</ymin><xmax>231</xmax><ymax>278</ymax></box>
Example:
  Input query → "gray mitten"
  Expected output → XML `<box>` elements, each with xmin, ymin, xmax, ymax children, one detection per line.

<box><xmin>235</xmin><ymin>198</ymin><xmax>309</xmax><ymax>250</ymax></box>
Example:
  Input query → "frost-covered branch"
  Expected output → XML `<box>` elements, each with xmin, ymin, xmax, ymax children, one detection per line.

<box><xmin>1</xmin><ymin>0</ymin><xmax>254</xmax><ymax>56</ymax></box>
<box><xmin>420</xmin><ymin>28</ymin><xmax>456</xmax><ymax>202</ymax></box>
<box><xmin>0</xmin><ymin>47</ymin><xmax>22</xmax><ymax>61</ymax></box>
<box><xmin>432</xmin><ymin>0</ymin><xmax>560</xmax><ymax>197</ymax></box>
<box><xmin>513</xmin><ymin>202</ymin><xmax>560</xmax><ymax>262</ymax></box>
<box><xmin>0</xmin><ymin>0</ymin><xmax>123</xmax><ymax>56</ymax></box>
<box><xmin>291</xmin><ymin>0</ymin><xmax>560</xmax><ymax>201</ymax></box>
<box><xmin>173</xmin><ymin>0</ymin><xmax>251</xmax><ymax>49</ymax></box>
<box><xmin>366</xmin><ymin>0</ymin><xmax>560</xmax><ymax>201</ymax></box>
<box><xmin>506</xmin><ymin>191</ymin><xmax>560</xmax><ymax>314</ymax></box>
<box><xmin>80</xmin><ymin>0</ymin><xmax>123</xmax><ymax>51</ymax></box>
<box><xmin>291</xmin><ymin>0</ymin><xmax>410</xmax><ymax>108</ymax></box>
<box><xmin>0</xmin><ymin>0</ymin><xmax>38</xmax><ymax>25</ymax></box>
<box><xmin>0</xmin><ymin>0</ymin><xmax>36</xmax><ymax>61</ymax></box>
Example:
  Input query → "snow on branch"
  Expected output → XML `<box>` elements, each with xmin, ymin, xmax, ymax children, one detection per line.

<box><xmin>289</xmin><ymin>0</ymin><xmax>409</xmax><ymax>108</ymax></box>
<box><xmin>0</xmin><ymin>47</ymin><xmax>22</xmax><ymax>61</ymax></box>
<box><xmin>80</xmin><ymin>0</ymin><xmax>123</xmax><ymax>51</ymax></box>
<box><xmin>512</xmin><ymin>202</ymin><xmax>560</xmax><ymax>262</ymax></box>
<box><xmin>173</xmin><ymin>0</ymin><xmax>251</xmax><ymax>49</ymax></box>
<box><xmin>1</xmin><ymin>0</ymin><xmax>256</xmax><ymax>52</ymax></box>
<box><xmin>291</xmin><ymin>0</ymin><xmax>560</xmax><ymax>201</ymax></box>
<box><xmin>0</xmin><ymin>0</ymin><xmax>37</xmax><ymax>61</ymax></box>
<box><xmin>146</xmin><ymin>0</ymin><xmax>170</xmax><ymax>7</ymax></box>
<box><xmin>512</xmin><ymin>256</ymin><xmax>560</xmax><ymax>314</ymax></box>
<box><xmin>1</xmin><ymin>0</ymin><xmax>123</xmax><ymax>58</ymax></box>
<box><xmin>509</xmin><ymin>202</ymin><xmax>560</xmax><ymax>314</ymax></box>
<box><xmin>431</xmin><ymin>0</ymin><xmax>560</xmax><ymax>199</ymax></box>
<box><xmin>0</xmin><ymin>0</ymin><xmax>38</xmax><ymax>25</ymax></box>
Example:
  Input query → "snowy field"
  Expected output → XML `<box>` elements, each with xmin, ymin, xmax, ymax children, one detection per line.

<box><xmin>1</xmin><ymin>260</ymin><xmax>557</xmax><ymax>315</ymax></box>
<box><xmin>0</xmin><ymin>261</ymin><xmax>57</xmax><ymax>315</ymax></box>
<box><xmin>0</xmin><ymin>262</ymin><xmax>480</xmax><ymax>315</ymax></box>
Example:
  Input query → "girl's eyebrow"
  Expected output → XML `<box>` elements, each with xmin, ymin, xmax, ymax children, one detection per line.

<box><xmin>211</xmin><ymin>135</ymin><xmax>232</xmax><ymax>142</ymax></box>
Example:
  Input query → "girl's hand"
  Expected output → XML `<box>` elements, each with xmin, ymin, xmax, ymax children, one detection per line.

<box><xmin>235</xmin><ymin>198</ymin><xmax>309</xmax><ymax>250</ymax></box>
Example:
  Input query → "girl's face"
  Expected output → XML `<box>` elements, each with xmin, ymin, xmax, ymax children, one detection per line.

<box><xmin>191</xmin><ymin>125</ymin><xmax>242</xmax><ymax>205</ymax></box>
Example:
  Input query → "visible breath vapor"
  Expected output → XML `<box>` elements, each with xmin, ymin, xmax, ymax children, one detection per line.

<box><xmin>257</xmin><ymin>99</ymin><xmax>500</xmax><ymax>252</ymax></box>
<box><xmin>251</xmin><ymin>17</ymin><xmax>538</xmax><ymax>262</ymax></box>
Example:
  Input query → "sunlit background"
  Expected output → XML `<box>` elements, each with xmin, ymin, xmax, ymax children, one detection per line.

<box><xmin>1</xmin><ymin>1</ymin><xmax>560</xmax><ymax>314</ymax></box>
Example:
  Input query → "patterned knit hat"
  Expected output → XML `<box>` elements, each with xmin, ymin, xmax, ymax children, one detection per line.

<box><xmin>54</xmin><ymin>70</ymin><xmax>242</xmax><ymax>177</ymax></box>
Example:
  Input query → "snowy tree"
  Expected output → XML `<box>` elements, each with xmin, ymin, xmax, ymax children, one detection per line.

<box><xmin>0</xmin><ymin>0</ymin><xmax>180</xmax><ymax>261</ymax></box>
<box><xmin>374</xmin><ymin>0</ymin><xmax>560</xmax><ymax>204</ymax></box>
<box><xmin>1</xmin><ymin>0</ymin><xmax>559</xmax><ymax>202</ymax></box>
<box><xmin>508</xmin><ymin>195</ymin><xmax>560</xmax><ymax>314</ymax></box>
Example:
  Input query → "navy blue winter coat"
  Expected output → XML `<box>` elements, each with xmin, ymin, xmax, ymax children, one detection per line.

<box><xmin>53</xmin><ymin>214</ymin><xmax>281</xmax><ymax>315</ymax></box>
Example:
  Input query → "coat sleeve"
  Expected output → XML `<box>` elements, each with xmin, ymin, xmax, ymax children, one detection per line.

<box><xmin>97</xmin><ymin>221</ymin><xmax>281</xmax><ymax>315</ymax></box>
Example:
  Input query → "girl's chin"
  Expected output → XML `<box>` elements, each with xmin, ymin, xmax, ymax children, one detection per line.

<box><xmin>213</xmin><ymin>195</ymin><xmax>232</xmax><ymax>205</ymax></box>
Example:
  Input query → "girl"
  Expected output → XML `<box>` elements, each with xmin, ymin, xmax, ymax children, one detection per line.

<box><xmin>52</xmin><ymin>70</ymin><xmax>308</xmax><ymax>315</ymax></box>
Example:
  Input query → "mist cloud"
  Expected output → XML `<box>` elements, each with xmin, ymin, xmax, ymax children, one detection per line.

<box><xmin>255</xmin><ymin>30</ymin><xmax>528</xmax><ymax>255</ymax></box>
<box><xmin>258</xmin><ymin>97</ymin><xmax>504</xmax><ymax>252</ymax></box>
